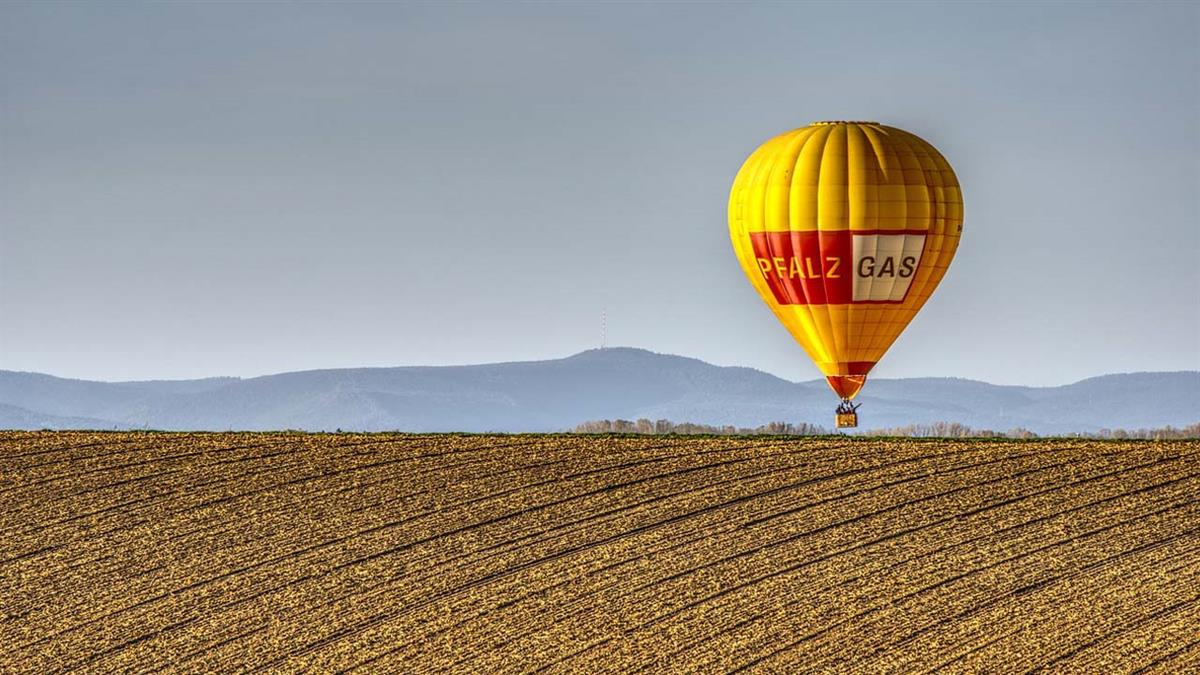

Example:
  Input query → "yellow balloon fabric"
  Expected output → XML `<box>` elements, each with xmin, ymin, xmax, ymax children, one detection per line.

<box><xmin>728</xmin><ymin>122</ymin><xmax>963</xmax><ymax>400</ymax></box>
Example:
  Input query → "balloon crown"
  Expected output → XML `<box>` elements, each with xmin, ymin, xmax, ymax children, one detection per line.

<box><xmin>811</xmin><ymin>120</ymin><xmax>881</xmax><ymax>126</ymax></box>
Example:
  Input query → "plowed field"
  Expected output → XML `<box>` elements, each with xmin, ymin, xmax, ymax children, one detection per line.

<box><xmin>2</xmin><ymin>432</ymin><xmax>1198</xmax><ymax>673</ymax></box>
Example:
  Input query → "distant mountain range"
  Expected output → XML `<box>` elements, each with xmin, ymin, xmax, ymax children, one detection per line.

<box><xmin>1</xmin><ymin>348</ymin><xmax>1196</xmax><ymax>434</ymax></box>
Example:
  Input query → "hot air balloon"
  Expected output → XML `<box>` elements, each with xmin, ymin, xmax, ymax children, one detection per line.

<box><xmin>728</xmin><ymin>121</ymin><xmax>963</xmax><ymax>428</ymax></box>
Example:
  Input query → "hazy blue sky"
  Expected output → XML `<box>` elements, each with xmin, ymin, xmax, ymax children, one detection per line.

<box><xmin>2</xmin><ymin>2</ymin><xmax>1197</xmax><ymax>385</ymax></box>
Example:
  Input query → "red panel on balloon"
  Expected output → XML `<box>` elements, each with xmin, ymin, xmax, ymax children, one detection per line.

<box><xmin>748</xmin><ymin>231</ymin><xmax>853</xmax><ymax>305</ymax></box>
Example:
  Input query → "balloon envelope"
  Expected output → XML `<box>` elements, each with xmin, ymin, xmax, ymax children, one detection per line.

<box><xmin>728</xmin><ymin>121</ymin><xmax>963</xmax><ymax>400</ymax></box>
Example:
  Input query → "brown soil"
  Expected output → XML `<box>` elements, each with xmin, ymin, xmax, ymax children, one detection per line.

<box><xmin>2</xmin><ymin>432</ymin><xmax>1197</xmax><ymax>673</ymax></box>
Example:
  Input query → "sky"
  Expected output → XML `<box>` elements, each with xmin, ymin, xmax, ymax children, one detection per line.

<box><xmin>1</xmin><ymin>2</ymin><xmax>1197</xmax><ymax>385</ymax></box>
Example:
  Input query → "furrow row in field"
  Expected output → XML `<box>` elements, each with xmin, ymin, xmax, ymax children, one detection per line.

<box><xmin>625</xmin><ymin>468</ymin><xmax>1200</xmax><ymax>674</ymax></box>
<box><xmin>255</xmin><ymin>441</ymin><xmax>1190</xmax><ymax>667</ymax></box>
<box><xmin>536</xmin><ymin>450</ymin><xmax>1195</xmax><ymax>673</ymax></box>
<box><xmin>213</xmin><ymin>439</ymin><xmax>972</xmax><ymax>668</ymax></box>
<box><xmin>7</xmin><ymin>436</ymin><xmax>628</xmax><ymax>652</ymax></box>
<box><xmin>255</xmin><ymin>439</ymin><xmax>1089</xmax><ymax>662</ymax></box>
<box><xmin>89</xmin><ymin>441</ymin><xmax>800</xmax><ymax>671</ymax></box>
<box><xmin>1</xmin><ymin>432</ymin><xmax>1195</xmax><ymax>675</ymax></box>
<box><xmin>373</xmin><ymin>443</ymin><xmax>1090</xmax><ymax>669</ymax></box>
<box><xmin>3</xmin><ymin>436</ymin><xmax>556</xmax><ymax>625</ymax></box>
<box><xmin>13</xmin><ymin>437</ymin><xmax>784</xmax><ymax>668</ymax></box>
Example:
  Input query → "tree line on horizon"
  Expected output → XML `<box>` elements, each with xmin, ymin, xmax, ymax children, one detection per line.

<box><xmin>572</xmin><ymin>419</ymin><xmax>1200</xmax><ymax>439</ymax></box>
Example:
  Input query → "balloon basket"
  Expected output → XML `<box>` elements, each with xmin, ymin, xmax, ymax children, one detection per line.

<box><xmin>835</xmin><ymin>399</ymin><xmax>860</xmax><ymax>429</ymax></box>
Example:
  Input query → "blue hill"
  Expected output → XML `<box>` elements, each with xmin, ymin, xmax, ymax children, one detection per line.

<box><xmin>0</xmin><ymin>348</ymin><xmax>1195</xmax><ymax>434</ymax></box>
